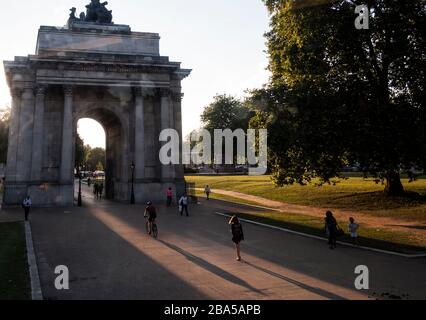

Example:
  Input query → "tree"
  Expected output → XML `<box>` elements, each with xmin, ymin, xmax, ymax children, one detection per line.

<box><xmin>201</xmin><ymin>94</ymin><xmax>255</xmax><ymax>168</ymax></box>
<box><xmin>96</xmin><ymin>161</ymin><xmax>104</xmax><ymax>171</ymax></box>
<box><xmin>201</xmin><ymin>94</ymin><xmax>254</xmax><ymax>132</ymax></box>
<box><xmin>86</xmin><ymin>148</ymin><xmax>106</xmax><ymax>171</ymax></box>
<box><xmin>0</xmin><ymin>107</ymin><xmax>10</xmax><ymax>164</ymax></box>
<box><xmin>257</xmin><ymin>0</ymin><xmax>426</xmax><ymax>195</ymax></box>
<box><xmin>75</xmin><ymin>133</ymin><xmax>88</xmax><ymax>168</ymax></box>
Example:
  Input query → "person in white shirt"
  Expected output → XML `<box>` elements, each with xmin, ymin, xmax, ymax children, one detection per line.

<box><xmin>204</xmin><ymin>185</ymin><xmax>211</xmax><ymax>200</ymax></box>
<box><xmin>179</xmin><ymin>194</ymin><xmax>189</xmax><ymax>217</ymax></box>
<box><xmin>22</xmin><ymin>196</ymin><xmax>32</xmax><ymax>221</ymax></box>
<box><xmin>348</xmin><ymin>217</ymin><xmax>360</xmax><ymax>245</ymax></box>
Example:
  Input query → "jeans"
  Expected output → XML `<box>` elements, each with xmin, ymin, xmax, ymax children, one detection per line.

<box><xmin>180</xmin><ymin>205</ymin><xmax>189</xmax><ymax>216</ymax></box>
<box><xmin>24</xmin><ymin>207</ymin><xmax>30</xmax><ymax>221</ymax></box>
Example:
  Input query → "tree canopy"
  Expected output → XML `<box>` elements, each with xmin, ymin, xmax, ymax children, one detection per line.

<box><xmin>0</xmin><ymin>108</ymin><xmax>10</xmax><ymax>164</ymax></box>
<box><xmin>201</xmin><ymin>94</ymin><xmax>254</xmax><ymax>131</ymax></box>
<box><xmin>86</xmin><ymin>147</ymin><xmax>106</xmax><ymax>172</ymax></box>
<box><xmin>252</xmin><ymin>0</ymin><xmax>426</xmax><ymax>195</ymax></box>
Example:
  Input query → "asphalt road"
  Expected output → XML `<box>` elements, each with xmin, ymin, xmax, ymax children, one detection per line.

<box><xmin>4</xmin><ymin>184</ymin><xmax>426</xmax><ymax>300</ymax></box>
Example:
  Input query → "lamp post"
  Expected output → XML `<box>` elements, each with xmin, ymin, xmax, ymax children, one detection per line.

<box><xmin>130</xmin><ymin>162</ymin><xmax>135</xmax><ymax>204</ymax></box>
<box><xmin>78</xmin><ymin>165</ymin><xmax>83</xmax><ymax>207</ymax></box>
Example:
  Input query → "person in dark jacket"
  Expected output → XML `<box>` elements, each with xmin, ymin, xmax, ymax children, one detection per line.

<box><xmin>144</xmin><ymin>201</ymin><xmax>157</xmax><ymax>235</ymax></box>
<box><xmin>325</xmin><ymin>211</ymin><xmax>338</xmax><ymax>249</ymax></box>
<box><xmin>229</xmin><ymin>215</ymin><xmax>244</xmax><ymax>261</ymax></box>
<box><xmin>22</xmin><ymin>196</ymin><xmax>32</xmax><ymax>221</ymax></box>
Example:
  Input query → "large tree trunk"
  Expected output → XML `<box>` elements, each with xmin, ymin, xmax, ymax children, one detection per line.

<box><xmin>384</xmin><ymin>171</ymin><xmax>405</xmax><ymax>196</ymax></box>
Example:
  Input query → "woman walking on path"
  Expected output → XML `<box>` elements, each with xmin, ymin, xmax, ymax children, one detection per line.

<box><xmin>325</xmin><ymin>211</ymin><xmax>338</xmax><ymax>249</ymax></box>
<box><xmin>229</xmin><ymin>216</ymin><xmax>244</xmax><ymax>261</ymax></box>
<box><xmin>93</xmin><ymin>183</ymin><xmax>99</xmax><ymax>199</ymax></box>
<box><xmin>166</xmin><ymin>188</ymin><xmax>173</xmax><ymax>207</ymax></box>
<box><xmin>204</xmin><ymin>185</ymin><xmax>211</xmax><ymax>200</ymax></box>
<box><xmin>98</xmin><ymin>183</ymin><xmax>104</xmax><ymax>199</ymax></box>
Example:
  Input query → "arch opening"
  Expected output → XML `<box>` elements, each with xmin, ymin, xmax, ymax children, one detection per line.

<box><xmin>75</xmin><ymin>108</ymin><xmax>124</xmax><ymax>202</ymax></box>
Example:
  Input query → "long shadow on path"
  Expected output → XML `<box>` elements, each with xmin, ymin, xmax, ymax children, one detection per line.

<box><xmin>243</xmin><ymin>261</ymin><xmax>347</xmax><ymax>300</ymax></box>
<box><xmin>158</xmin><ymin>240</ymin><xmax>267</xmax><ymax>297</ymax></box>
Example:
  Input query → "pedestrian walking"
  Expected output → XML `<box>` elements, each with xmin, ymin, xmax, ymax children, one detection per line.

<box><xmin>166</xmin><ymin>187</ymin><xmax>173</xmax><ymax>207</ymax></box>
<box><xmin>93</xmin><ymin>183</ymin><xmax>99</xmax><ymax>199</ymax></box>
<box><xmin>144</xmin><ymin>201</ymin><xmax>157</xmax><ymax>235</ymax></box>
<box><xmin>204</xmin><ymin>185</ymin><xmax>211</xmax><ymax>200</ymax></box>
<box><xmin>348</xmin><ymin>217</ymin><xmax>360</xmax><ymax>245</ymax></box>
<box><xmin>99</xmin><ymin>183</ymin><xmax>104</xmax><ymax>199</ymax></box>
<box><xmin>229</xmin><ymin>215</ymin><xmax>244</xmax><ymax>261</ymax></box>
<box><xmin>22</xmin><ymin>195</ymin><xmax>32</xmax><ymax>221</ymax></box>
<box><xmin>325</xmin><ymin>211</ymin><xmax>338</xmax><ymax>249</ymax></box>
<box><xmin>178</xmin><ymin>194</ymin><xmax>189</xmax><ymax>216</ymax></box>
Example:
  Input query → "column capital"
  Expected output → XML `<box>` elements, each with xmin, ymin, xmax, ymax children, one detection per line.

<box><xmin>11</xmin><ymin>88</ymin><xmax>22</xmax><ymax>98</ymax></box>
<box><xmin>63</xmin><ymin>85</ymin><xmax>74</xmax><ymax>97</ymax></box>
<box><xmin>133</xmin><ymin>87</ymin><xmax>155</xmax><ymax>98</ymax></box>
<box><xmin>35</xmin><ymin>85</ymin><xmax>48</xmax><ymax>96</ymax></box>
<box><xmin>158</xmin><ymin>88</ymin><xmax>172</xmax><ymax>98</ymax></box>
<box><xmin>171</xmin><ymin>92</ymin><xmax>184</xmax><ymax>102</ymax></box>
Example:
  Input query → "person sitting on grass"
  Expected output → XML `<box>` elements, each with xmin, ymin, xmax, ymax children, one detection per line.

<box><xmin>348</xmin><ymin>217</ymin><xmax>360</xmax><ymax>246</ymax></box>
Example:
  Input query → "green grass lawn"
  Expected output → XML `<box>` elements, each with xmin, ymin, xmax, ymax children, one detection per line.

<box><xmin>197</xmin><ymin>191</ymin><xmax>426</xmax><ymax>254</ymax></box>
<box><xmin>0</xmin><ymin>222</ymin><xmax>30</xmax><ymax>300</ymax></box>
<box><xmin>188</xmin><ymin>175</ymin><xmax>426</xmax><ymax>222</ymax></box>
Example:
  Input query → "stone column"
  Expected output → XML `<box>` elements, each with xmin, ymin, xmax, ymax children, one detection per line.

<box><xmin>31</xmin><ymin>85</ymin><xmax>47</xmax><ymax>181</ymax></box>
<box><xmin>160</xmin><ymin>88</ymin><xmax>174</xmax><ymax>180</ymax></box>
<box><xmin>5</xmin><ymin>88</ymin><xmax>22</xmax><ymax>182</ymax></box>
<box><xmin>134</xmin><ymin>87</ymin><xmax>145</xmax><ymax>180</ymax></box>
<box><xmin>60</xmin><ymin>86</ymin><xmax>74</xmax><ymax>183</ymax></box>
<box><xmin>172</xmin><ymin>92</ymin><xmax>184</xmax><ymax>179</ymax></box>
<box><xmin>16</xmin><ymin>88</ymin><xmax>35</xmax><ymax>182</ymax></box>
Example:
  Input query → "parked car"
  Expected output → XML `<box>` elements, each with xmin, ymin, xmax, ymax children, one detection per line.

<box><xmin>93</xmin><ymin>171</ymin><xmax>105</xmax><ymax>177</ymax></box>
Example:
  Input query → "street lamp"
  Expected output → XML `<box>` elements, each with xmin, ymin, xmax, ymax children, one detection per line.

<box><xmin>130</xmin><ymin>162</ymin><xmax>135</xmax><ymax>204</ymax></box>
<box><xmin>78</xmin><ymin>165</ymin><xmax>83</xmax><ymax>207</ymax></box>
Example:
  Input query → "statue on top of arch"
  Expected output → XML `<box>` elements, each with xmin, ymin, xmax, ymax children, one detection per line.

<box><xmin>68</xmin><ymin>0</ymin><xmax>113</xmax><ymax>26</ymax></box>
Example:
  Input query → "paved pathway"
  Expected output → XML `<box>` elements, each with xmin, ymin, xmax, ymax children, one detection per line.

<box><xmin>196</xmin><ymin>188</ymin><xmax>426</xmax><ymax>241</ymax></box>
<box><xmin>2</xmin><ymin>185</ymin><xmax>425</xmax><ymax>300</ymax></box>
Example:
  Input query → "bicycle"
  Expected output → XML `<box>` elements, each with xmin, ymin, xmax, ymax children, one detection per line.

<box><xmin>145</xmin><ymin>219</ymin><xmax>158</xmax><ymax>239</ymax></box>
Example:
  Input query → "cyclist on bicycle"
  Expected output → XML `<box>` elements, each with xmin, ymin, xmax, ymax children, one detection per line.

<box><xmin>144</xmin><ymin>201</ymin><xmax>157</xmax><ymax>235</ymax></box>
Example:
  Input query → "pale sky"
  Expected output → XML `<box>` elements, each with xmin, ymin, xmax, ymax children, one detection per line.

<box><xmin>0</xmin><ymin>0</ymin><xmax>271</xmax><ymax>148</ymax></box>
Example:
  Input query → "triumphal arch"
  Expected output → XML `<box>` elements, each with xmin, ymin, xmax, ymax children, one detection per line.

<box><xmin>3</xmin><ymin>1</ymin><xmax>191</xmax><ymax>206</ymax></box>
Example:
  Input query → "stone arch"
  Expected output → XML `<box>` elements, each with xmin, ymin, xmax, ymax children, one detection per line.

<box><xmin>3</xmin><ymin>21</ymin><xmax>191</xmax><ymax>207</ymax></box>
<box><xmin>74</xmin><ymin>101</ymin><xmax>130</xmax><ymax>202</ymax></box>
